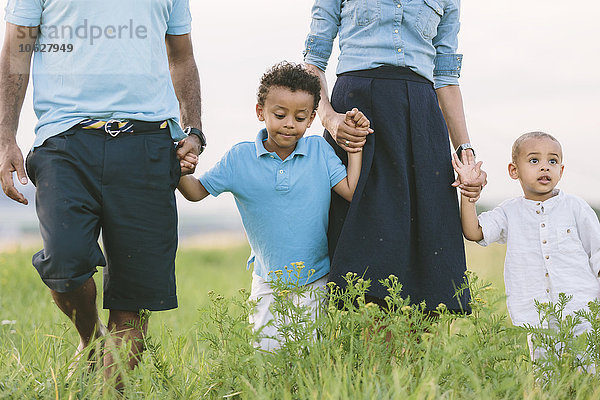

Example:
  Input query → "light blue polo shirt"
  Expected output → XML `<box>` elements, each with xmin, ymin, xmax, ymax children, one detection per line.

<box><xmin>4</xmin><ymin>0</ymin><xmax>191</xmax><ymax>147</ymax></box>
<box><xmin>200</xmin><ymin>129</ymin><xmax>347</xmax><ymax>285</ymax></box>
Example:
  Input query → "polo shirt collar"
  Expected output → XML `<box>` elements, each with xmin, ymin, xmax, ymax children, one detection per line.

<box><xmin>255</xmin><ymin>129</ymin><xmax>270</xmax><ymax>158</ymax></box>
<box><xmin>254</xmin><ymin>128</ymin><xmax>308</xmax><ymax>159</ymax></box>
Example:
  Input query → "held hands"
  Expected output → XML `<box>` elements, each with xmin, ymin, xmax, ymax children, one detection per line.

<box><xmin>451</xmin><ymin>150</ymin><xmax>486</xmax><ymax>203</ymax></box>
<box><xmin>326</xmin><ymin>108</ymin><xmax>373</xmax><ymax>153</ymax></box>
<box><xmin>0</xmin><ymin>140</ymin><xmax>28</xmax><ymax>205</ymax></box>
<box><xmin>176</xmin><ymin>134</ymin><xmax>201</xmax><ymax>175</ymax></box>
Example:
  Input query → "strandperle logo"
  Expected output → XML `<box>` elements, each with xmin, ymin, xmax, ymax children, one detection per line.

<box><xmin>17</xmin><ymin>19</ymin><xmax>148</xmax><ymax>45</ymax></box>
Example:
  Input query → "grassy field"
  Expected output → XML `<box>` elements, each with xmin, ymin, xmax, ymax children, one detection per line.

<box><xmin>1</xmin><ymin>242</ymin><xmax>599</xmax><ymax>399</ymax></box>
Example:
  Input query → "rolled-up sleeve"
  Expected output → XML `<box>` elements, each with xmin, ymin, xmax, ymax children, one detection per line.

<box><xmin>321</xmin><ymin>139</ymin><xmax>347</xmax><ymax>187</ymax></box>
<box><xmin>574</xmin><ymin>199</ymin><xmax>600</xmax><ymax>277</ymax></box>
<box><xmin>303</xmin><ymin>0</ymin><xmax>341</xmax><ymax>72</ymax></box>
<box><xmin>199</xmin><ymin>150</ymin><xmax>234</xmax><ymax>197</ymax></box>
<box><xmin>432</xmin><ymin>0</ymin><xmax>462</xmax><ymax>88</ymax></box>
<box><xmin>167</xmin><ymin>0</ymin><xmax>192</xmax><ymax>35</ymax></box>
<box><xmin>477</xmin><ymin>206</ymin><xmax>508</xmax><ymax>247</ymax></box>
<box><xmin>4</xmin><ymin>0</ymin><xmax>42</xmax><ymax>27</ymax></box>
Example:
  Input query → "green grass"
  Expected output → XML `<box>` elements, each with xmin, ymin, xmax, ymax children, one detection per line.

<box><xmin>1</xmin><ymin>242</ymin><xmax>599</xmax><ymax>399</ymax></box>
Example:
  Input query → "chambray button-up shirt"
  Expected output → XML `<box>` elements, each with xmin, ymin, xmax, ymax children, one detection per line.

<box><xmin>304</xmin><ymin>0</ymin><xmax>462</xmax><ymax>88</ymax></box>
<box><xmin>477</xmin><ymin>191</ymin><xmax>600</xmax><ymax>327</ymax></box>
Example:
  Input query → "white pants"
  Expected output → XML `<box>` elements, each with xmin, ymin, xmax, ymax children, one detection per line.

<box><xmin>248</xmin><ymin>272</ymin><xmax>328</xmax><ymax>351</ymax></box>
<box><xmin>527</xmin><ymin>323</ymin><xmax>596</xmax><ymax>374</ymax></box>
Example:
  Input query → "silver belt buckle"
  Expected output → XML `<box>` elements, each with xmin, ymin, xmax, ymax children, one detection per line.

<box><xmin>104</xmin><ymin>119</ymin><xmax>122</xmax><ymax>137</ymax></box>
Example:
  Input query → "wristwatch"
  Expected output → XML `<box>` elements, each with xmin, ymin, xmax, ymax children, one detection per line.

<box><xmin>183</xmin><ymin>127</ymin><xmax>207</xmax><ymax>155</ymax></box>
<box><xmin>455</xmin><ymin>143</ymin><xmax>475</xmax><ymax>161</ymax></box>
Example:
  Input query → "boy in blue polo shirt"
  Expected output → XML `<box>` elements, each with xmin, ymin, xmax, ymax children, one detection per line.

<box><xmin>178</xmin><ymin>62</ymin><xmax>370</xmax><ymax>350</ymax></box>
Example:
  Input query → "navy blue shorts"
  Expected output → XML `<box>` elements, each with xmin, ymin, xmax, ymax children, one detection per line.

<box><xmin>26</xmin><ymin>124</ymin><xmax>180</xmax><ymax>311</ymax></box>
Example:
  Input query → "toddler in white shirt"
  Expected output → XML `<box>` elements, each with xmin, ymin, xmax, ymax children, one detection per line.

<box><xmin>452</xmin><ymin>131</ymin><xmax>600</xmax><ymax>361</ymax></box>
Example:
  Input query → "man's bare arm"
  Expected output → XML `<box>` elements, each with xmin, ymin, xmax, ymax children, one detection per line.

<box><xmin>0</xmin><ymin>23</ymin><xmax>38</xmax><ymax>204</ymax></box>
<box><xmin>166</xmin><ymin>33</ymin><xmax>201</xmax><ymax>129</ymax></box>
<box><xmin>166</xmin><ymin>33</ymin><xmax>203</xmax><ymax>173</ymax></box>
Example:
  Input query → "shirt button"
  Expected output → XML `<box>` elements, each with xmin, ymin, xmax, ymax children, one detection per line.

<box><xmin>545</xmin><ymin>273</ymin><xmax>549</xmax><ymax>277</ymax></box>
<box><xmin>545</xmin><ymin>255</ymin><xmax>550</xmax><ymax>260</ymax></box>
<box><xmin>567</xmin><ymin>229</ymin><xmax>571</xmax><ymax>233</ymax></box>
<box><xmin>541</xmin><ymin>223</ymin><xmax>545</xmax><ymax>228</ymax></box>
<box><xmin>542</xmin><ymin>240</ymin><xmax>547</xmax><ymax>244</ymax></box>
<box><xmin>546</xmin><ymin>289</ymin><xmax>550</xmax><ymax>293</ymax></box>
<box><xmin>397</xmin><ymin>48</ymin><xmax>402</xmax><ymax>52</ymax></box>
<box><xmin>394</xmin><ymin>29</ymin><xmax>399</xmax><ymax>33</ymax></box>
<box><xmin>397</xmin><ymin>4</ymin><xmax>401</xmax><ymax>7</ymax></box>
<box><xmin>536</xmin><ymin>202</ymin><xmax>541</xmax><ymax>206</ymax></box>
<box><xmin>279</xmin><ymin>170</ymin><xmax>284</xmax><ymax>174</ymax></box>
<box><xmin>536</xmin><ymin>210</ymin><xmax>540</xmax><ymax>214</ymax></box>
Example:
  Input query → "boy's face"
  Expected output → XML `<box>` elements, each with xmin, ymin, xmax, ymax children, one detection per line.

<box><xmin>508</xmin><ymin>137</ymin><xmax>564</xmax><ymax>201</ymax></box>
<box><xmin>256</xmin><ymin>86</ymin><xmax>316</xmax><ymax>159</ymax></box>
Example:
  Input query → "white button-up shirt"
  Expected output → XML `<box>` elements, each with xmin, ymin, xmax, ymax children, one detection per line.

<box><xmin>477</xmin><ymin>190</ymin><xmax>600</xmax><ymax>327</ymax></box>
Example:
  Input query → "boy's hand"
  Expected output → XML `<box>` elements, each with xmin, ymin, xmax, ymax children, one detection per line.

<box><xmin>324</xmin><ymin>108</ymin><xmax>373</xmax><ymax>153</ymax></box>
<box><xmin>345</xmin><ymin>108</ymin><xmax>370</xmax><ymax>130</ymax></box>
<box><xmin>176</xmin><ymin>134</ymin><xmax>201</xmax><ymax>174</ymax></box>
<box><xmin>342</xmin><ymin>108</ymin><xmax>372</xmax><ymax>152</ymax></box>
<box><xmin>179</xmin><ymin>152</ymin><xmax>198</xmax><ymax>175</ymax></box>
<box><xmin>452</xmin><ymin>150</ymin><xmax>484</xmax><ymax>203</ymax></box>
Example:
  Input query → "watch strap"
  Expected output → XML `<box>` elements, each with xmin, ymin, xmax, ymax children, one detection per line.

<box><xmin>456</xmin><ymin>143</ymin><xmax>475</xmax><ymax>161</ymax></box>
<box><xmin>184</xmin><ymin>127</ymin><xmax>206</xmax><ymax>154</ymax></box>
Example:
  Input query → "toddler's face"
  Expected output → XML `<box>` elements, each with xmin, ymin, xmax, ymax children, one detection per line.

<box><xmin>256</xmin><ymin>86</ymin><xmax>316</xmax><ymax>159</ymax></box>
<box><xmin>509</xmin><ymin>137</ymin><xmax>564</xmax><ymax>201</ymax></box>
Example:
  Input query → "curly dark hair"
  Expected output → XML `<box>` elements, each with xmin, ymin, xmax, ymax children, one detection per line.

<box><xmin>257</xmin><ymin>62</ymin><xmax>321</xmax><ymax>111</ymax></box>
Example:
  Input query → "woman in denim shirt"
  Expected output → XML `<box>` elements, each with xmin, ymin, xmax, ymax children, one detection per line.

<box><xmin>304</xmin><ymin>0</ymin><xmax>486</xmax><ymax>312</ymax></box>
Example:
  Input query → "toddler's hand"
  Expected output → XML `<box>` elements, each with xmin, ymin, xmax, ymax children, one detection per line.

<box><xmin>451</xmin><ymin>150</ymin><xmax>484</xmax><ymax>202</ymax></box>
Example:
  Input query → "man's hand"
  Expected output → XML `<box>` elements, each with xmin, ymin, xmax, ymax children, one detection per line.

<box><xmin>451</xmin><ymin>150</ymin><xmax>486</xmax><ymax>203</ymax></box>
<box><xmin>324</xmin><ymin>108</ymin><xmax>373</xmax><ymax>153</ymax></box>
<box><xmin>176</xmin><ymin>134</ymin><xmax>200</xmax><ymax>175</ymax></box>
<box><xmin>0</xmin><ymin>139</ymin><xmax>28</xmax><ymax>204</ymax></box>
<box><xmin>0</xmin><ymin>24</ymin><xmax>38</xmax><ymax>205</ymax></box>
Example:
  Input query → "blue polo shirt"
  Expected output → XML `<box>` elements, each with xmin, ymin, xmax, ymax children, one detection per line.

<box><xmin>200</xmin><ymin>129</ymin><xmax>347</xmax><ymax>284</ymax></box>
<box><xmin>4</xmin><ymin>0</ymin><xmax>191</xmax><ymax>147</ymax></box>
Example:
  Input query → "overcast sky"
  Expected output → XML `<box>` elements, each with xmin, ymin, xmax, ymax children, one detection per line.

<box><xmin>3</xmin><ymin>1</ymin><xmax>600</xmax><ymax>218</ymax></box>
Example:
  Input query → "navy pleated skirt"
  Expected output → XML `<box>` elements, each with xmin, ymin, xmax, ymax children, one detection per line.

<box><xmin>326</xmin><ymin>66</ymin><xmax>471</xmax><ymax>313</ymax></box>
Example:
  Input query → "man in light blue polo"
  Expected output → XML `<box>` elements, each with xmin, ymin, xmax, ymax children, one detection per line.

<box><xmin>0</xmin><ymin>0</ymin><xmax>204</xmax><ymax>385</ymax></box>
<box><xmin>177</xmin><ymin>62</ymin><xmax>369</xmax><ymax>350</ymax></box>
